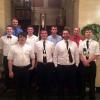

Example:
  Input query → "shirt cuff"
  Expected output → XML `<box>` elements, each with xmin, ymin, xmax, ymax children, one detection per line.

<box><xmin>76</xmin><ymin>63</ymin><xmax>79</xmax><ymax>67</ymax></box>
<box><xmin>54</xmin><ymin>64</ymin><xmax>57</xmax><ymax>67</ymax></box>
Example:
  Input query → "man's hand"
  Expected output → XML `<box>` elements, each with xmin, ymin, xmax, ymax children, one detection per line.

<box><xmin>28</xmin><ymin>66</ymin><xmax>34</xmax><ymax>70</ymax></box>
<box><xmin>9</xmin><ymin>71</ymin><xmax>14</xmax><ymax>78</ymax></box>
<box><xmin>82</xmin><ymin>60</ymin><xmax>90</xmax><ymax>67</ymax></box>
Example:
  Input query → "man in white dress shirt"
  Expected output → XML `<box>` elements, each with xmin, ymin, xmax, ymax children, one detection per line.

<box><xmin>35</xmin><ymin>29</ymin><xmax>55</xmax><ymax>100</ymax></box>
<box><xmin>0</xmin><ymin>25</ymin><xmax>18</xmax><ymax>90</ymax></box>
<box><xmin>8</xmin><ymin>32</ymin><xmax>35</xmax><ymax>100</ymax></box>
<box><xmin>78</xmin><ymin>27</ymin><xmax>100</xmax><ymax>100</ymax></box>
<box><xmin>53</xmin><ymin>29</ymin><xmax>79</xmax><ymax>100</ymax></box>
<box><xmin>26</xmin><ymin>25</ymin><xmax>39</xmax><ymax>93</ymax></box>
<box><xmin>26</xmin><ymin>25</ymin><xmax>38</xmax><ymax>44</ymax></box>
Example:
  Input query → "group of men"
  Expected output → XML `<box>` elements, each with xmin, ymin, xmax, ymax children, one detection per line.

<box><xmin>0</xmin><ymin>18</ymin><xmax>100</xmax><ymax>100</ymax></box>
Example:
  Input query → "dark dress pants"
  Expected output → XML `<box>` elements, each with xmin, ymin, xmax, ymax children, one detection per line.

<box><xmin>3</xmin><ymin>56</ymin><xmax>14</xmax><ymax>90</ymax></box>
<box><xmin>13</xmin><ymin>65</ymin><xmax>30</xmax><ymax>100</ymax></box>
<box><xmin>36</xmin><ymin>62</ymin><xmax>55</xmax><ymax>100</ymax></box>
<box><xmin>78</xmin><ymin>61</ymin><xmax>96</xmax><ymax>100</ymax></box>
<box><xmin>57</xmin><ymin>64</ymin><xmax>77</xmax><ymax>100</ymax></box>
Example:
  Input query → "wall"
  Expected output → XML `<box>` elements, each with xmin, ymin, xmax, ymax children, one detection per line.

<box><xmin>78</xmin><ymin>0</ymin><xmax>100</xmax><ymax>28</ymax></box>
<box><xmin>0</xmin><ymin>0</ymin><xmax>11</xmax><ymax>35</ymax></box>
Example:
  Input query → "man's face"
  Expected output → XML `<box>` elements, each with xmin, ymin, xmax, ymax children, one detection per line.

<box><xmin>18</xmin><ymin>35</ymin><xmax>27</xmax><ymax>45</ymax></box>
<box><xmin>27</xmin><ymin>27</ymin><xmax>34</xmax><ymax>35</ymax></box>
<box><xmin>51</xmin><ymin>27</ymin><xmax>58</xmax><ymax>36</ymax></box>
<box><xmin>73</xmin><ymin>27</ymin><xmax>80</xmax><ymax>35</ymax></box>
<box><xmin>85</xmin><ymin>30</ymin><xmax>93</xmax><ymax>39</ymax></box>
<box><xmin>40</xmin><ymin>30</ymin><xmax>48</xmax><ymax>40</ymax></box>
<box><xmin>62</xmin><ymin>30</ymin><xmax>70</xmax><ymax>40</ymax></box>
<box><xmin>6</xmin><ymin>27</ymin><xmax>13</xmax><ymax>35</ymax></box>
<box><xmin>12</xmin><ymin>19</ymin><xmax>18</xmax><ymax>27</ymax></box>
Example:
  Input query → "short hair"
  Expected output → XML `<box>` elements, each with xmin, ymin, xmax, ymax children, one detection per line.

<box><xmin>6</xmin><ymin>25</ymin><xmax>13</xmax><ymax>30</ymax></box>
<box><xmin>63</xmin><ymin>28</ymin><xmax>71</xmax><ymax>34</ymax></box>
<box><xmin>83</xmin><ymin>27</ymin><xmax>94</xmax><ymax>34</ymax></box>
<box><xmin>27</xmin><ymin>25</ymin><xmax>34</xmax><ymax>29</ymax></box>
<box><xmin>11</xmin><ymin>17</ymin><xmax>18</xmax><ymax>21</ymax></box>
<box><xmin>51</xmin><ymin>25</ymin><xmax>57</xmax><ymax>29</ymax></box>
<box><xmin>18</xmin><ymin>32</ymin><xmax>27</xmax><ymax>39</ymax></box>
<box><xmin>6</xmin><ymin>25</ymin><xmax>13</xmax><ymax>28</ymax></box>
<box><xmin>40</xmin><ymin>29</ymin><xmax>47</xmax><ymax>33</ymax></box>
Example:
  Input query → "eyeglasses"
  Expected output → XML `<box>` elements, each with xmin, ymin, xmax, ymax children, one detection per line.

<box><xmin>52</xmin><ymin>29</ymin><xmax>57</xmax><ymax>30</ymax></box>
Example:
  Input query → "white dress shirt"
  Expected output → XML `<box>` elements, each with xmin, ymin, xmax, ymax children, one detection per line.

<box><xmin>27</xmin><ymin>35</ymin><xmax>38</xmax><ymax>43</ymax></box>
<box><xmin>26</xmin><ymin>35</ymin><xmax>38</xmax><ymax>50</ymax></box>
<box><xmin>79</xmin><ymin>39</ymin><xmax>100</xmax><ymax>61</ymax></box>
<box><xmin>7</xmin><ymin>43</ymin><xmax>35</xmax><ymax>67</ymax></box>
<box><xmin>35</xmin><ymin>40</ymin><xmax>55</xmax><ymax>63</ymax></box>
<box><xmin>53</xmin><ymin>39</ymin><xmax>79</xmax><ymax>67</ymax></box>
<box><xmin>0</xmin><ymin>35</ymin><xmax>18</xmax><ymax>56</ymax></box>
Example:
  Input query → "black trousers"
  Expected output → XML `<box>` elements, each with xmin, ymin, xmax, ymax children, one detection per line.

<box><xmin>3</xmin><ymin>56</ymin><xmax>14</xmax><ymax>89</ymax></box>
<box><xmin>13</xmin><ymin>65</ymin><xmax>30</xmax><ymax>100</ymax></box>
<box><xmin>36</xmin><ymin>62</ymin><xmax>55</xmax><ymax>100</ymax></box>
<box><xmin>78</xmin><ymin>61</ymin><xmax>96</xmax><ymax>100</ymax></box>
<box><xmin>57</xmin><ymin>64</ymin><xmax>77</xmax><ymax>100</ymax></box>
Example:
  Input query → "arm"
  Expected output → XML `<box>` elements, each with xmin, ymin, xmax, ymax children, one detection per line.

<box><xmin>29</xmin><ymin>58</ymin><xmax>35</xmax><ymax>70</ymax></box>
<box><xmin>8</xmin><ymin>59</ymin><xmax>14</xmax><ymax>78</ymax></box>
<box><xmin>79</xmin><ymin>41</ymin><xmax>90</xmax><ymax>67</ymax></box>
<box><xmin>29</xmin><ymin>46</ymin><xmax>36</xmax><ymax>70</ymax></box>
<box><xmin>7</xmin><ymin>45</ymin><xmax>14</xmax><ymax>78</ymax></box>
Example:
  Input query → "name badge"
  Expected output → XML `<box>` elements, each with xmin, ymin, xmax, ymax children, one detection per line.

<box><xmin>83</xmin><ymin>48</ymin><xmax>89</xmax><ymax>57</ymax></box>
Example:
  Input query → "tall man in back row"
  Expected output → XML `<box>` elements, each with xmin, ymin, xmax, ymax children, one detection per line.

<box><xmin>71</xmin><ymin>27</ymin><xmax>84</xmax><ymax>46</ymax></box>
<box><xmin>78</xmin><ymin>27</ymin><xmax>100</xmax><ymax>100</ymax></box>
<box><xmin>47</xmin><ymin>25</ymin><xmax>62</xmax><ymax>45</ymax></box>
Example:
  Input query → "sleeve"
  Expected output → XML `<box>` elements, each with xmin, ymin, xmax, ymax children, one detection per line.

<box><xmin>7</xmin><ymin>46</ymin><xmax>14</xmax><ymax>60</ymax></box>
<box><xmin>51</xmin><ymin>43</ymin><xmax>55</xmax><ymax>55</ymax></box>
<box><xmin>59</xmin><ymin>36</ymin><xmax>62</xmax><ymax>40</ymax></box>
<box><xmin>47</xmin><ymin>36</ymin><xmax>51</xmax><ymax>41</ymax></box>
<box><xmin>0</xmin><ymin>38</ymin><xmax>3</xmax><ymax>50</ymax></box>
<box><xmin>95</xmin><ymin>42</ymin><xmax>100</xmax><ymax>55</ymax></box>
<box><xmin>53</xmin><ymin>44</ymin><xmax>58</xmax><ymax>67</ymax></box>
<box><xmin>34</xmin><ymin>42</ymin><xmax>37</xmax><ymax>54</ymax></box>
<box><xmin>79</xmin><ymin>41</ymin><xmax>83</xmax><ymax>55</ymax></box>
<box><xmin>29</xmin><ymin>46</ymin><xmax>35</xmax><ymax>59</ymax></box>
<box><xmin>74</xmin><ymin>43</ymin><xmax>79</xmax><ymax>67</ymax></box>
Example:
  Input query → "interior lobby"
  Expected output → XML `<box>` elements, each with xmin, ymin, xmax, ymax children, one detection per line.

<box><xmin>0</xmin><ymin>0</ymin><xmax>100</xmax><ymax>100</ymax></box>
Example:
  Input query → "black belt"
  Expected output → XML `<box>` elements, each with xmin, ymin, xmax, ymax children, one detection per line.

<box><xmin>37</xmin><ymin>62</ymin><xmax>53</xmax><ymax>64</ymax></box>
<box><xmin>57</xmin><ymin>64</ymin><xmax>76</xmax><ymax>67</ymax></box>
<box><xmin>13</xmin><ymin>64</ymin><xmax>31</xmax><ymax>69</ymax></box>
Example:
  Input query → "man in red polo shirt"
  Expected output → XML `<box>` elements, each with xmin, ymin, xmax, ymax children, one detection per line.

<box><xmin>71</xmin><ymin>27</ymin><xmax>84</xmax><ymax>46</ymax></box>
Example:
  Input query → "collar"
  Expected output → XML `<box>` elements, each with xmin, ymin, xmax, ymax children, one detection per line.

<box><xmin>6</xmin><ymin>35</ymin><xmax>12</xmax><ymax>39</ymax></box>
